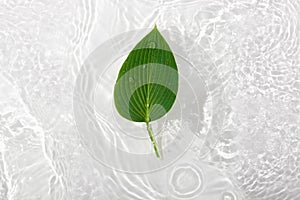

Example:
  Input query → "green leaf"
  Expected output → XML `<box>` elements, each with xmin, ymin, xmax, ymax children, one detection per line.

<box><xmin>113</xmin><ymin>25</ymin><xmax>178</xmax><ymax>158</ymax></box>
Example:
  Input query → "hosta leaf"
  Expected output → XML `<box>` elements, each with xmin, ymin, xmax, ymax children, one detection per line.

<box><xmin>113</xmin><ymin>25</ymin><xmax>178</xmax><ymax>158</ymax></box>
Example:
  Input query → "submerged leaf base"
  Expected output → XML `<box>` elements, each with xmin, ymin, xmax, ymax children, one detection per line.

<box><xmin>146</xmin><ymin>122</ymin><xmax>160</xmax><ymax>158</ymax></box>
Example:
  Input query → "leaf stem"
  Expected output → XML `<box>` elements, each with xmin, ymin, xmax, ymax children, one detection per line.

<box><xmin>146</xmin><ymin>122</ymin><xmax>160</xmax><ymax>158</ymax></box>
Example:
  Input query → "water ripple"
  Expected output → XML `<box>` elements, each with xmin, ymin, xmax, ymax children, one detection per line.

<box><xmin>168</xmin><ymin>164</ymin><xmax>203</xmax><ymax>199</ymax></box>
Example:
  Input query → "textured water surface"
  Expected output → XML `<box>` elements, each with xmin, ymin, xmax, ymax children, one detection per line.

<box><xmin>0</xmin><ymin>0</ymin><xmax>299</xmax><ymax>199</ymax></box>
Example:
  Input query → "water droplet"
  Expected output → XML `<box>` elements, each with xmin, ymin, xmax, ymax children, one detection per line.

<box><xmin>148</xmin><ymin>41</ymin><xmax>156</xmax><ymax>48</ymax></box>
<box><xmin>129</xmin><ymin>77</ymin><xmax>134</xmax><ymax>83</ymax></box>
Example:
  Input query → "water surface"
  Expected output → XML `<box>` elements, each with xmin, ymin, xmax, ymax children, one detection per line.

<box><xmin>0</xmin><ymin>0</ymin><xmax>299</xmax><ymax>199</ymax></box>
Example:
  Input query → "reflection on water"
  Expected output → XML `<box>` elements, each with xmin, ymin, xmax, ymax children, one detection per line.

<box><xmin>0</xmin><ymin>0</ymin><xmax>299</xmax><ymax>199</ymax></box>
